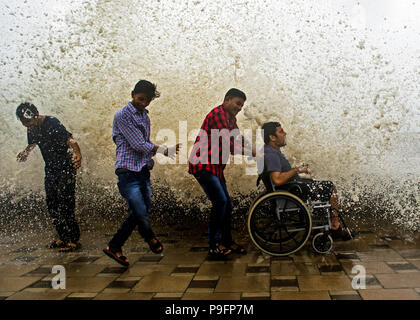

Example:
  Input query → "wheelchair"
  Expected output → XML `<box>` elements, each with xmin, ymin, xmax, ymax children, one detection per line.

<box><xmin>247</xmin><ymin>176</ymin><xmax>351</xmax><ymax>256</ymax></box>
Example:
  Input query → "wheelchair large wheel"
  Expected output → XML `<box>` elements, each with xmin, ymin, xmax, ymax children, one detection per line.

<box><xmin>247</xmin><ymin>191</ymin><xmax>312</xmax><ymax>256</ymax></box>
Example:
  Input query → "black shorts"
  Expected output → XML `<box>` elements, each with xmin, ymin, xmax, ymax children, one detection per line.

<box><xmin>276</xmin><ymin>178</ymin><xmax>334</xmax><ymax>202</ymax></box>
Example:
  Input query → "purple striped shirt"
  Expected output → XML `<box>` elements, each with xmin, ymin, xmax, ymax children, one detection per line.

<box><xmin>112</xmin><ymin>102</ymin><xmax>155</xmax><ymax>172</ymax></box>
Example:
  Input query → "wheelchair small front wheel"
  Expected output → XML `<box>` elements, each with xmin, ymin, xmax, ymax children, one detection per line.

<box><xmin>312</xmin><ymin>232</ymin><xmax>333</xmax><ymax>254</ymax></box>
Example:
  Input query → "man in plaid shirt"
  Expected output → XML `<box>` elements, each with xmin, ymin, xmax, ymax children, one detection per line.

<box><xmin>189</xmin><ymin>88</ymin><xmax>256</xmax><ymax>258</ymax></box>
<box><xmin>104</xmin><ymin>80</ymin><xmax>180</xmax><ymax>267</ymax></box>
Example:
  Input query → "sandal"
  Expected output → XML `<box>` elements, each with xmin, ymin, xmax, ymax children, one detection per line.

<box><xmin>148</xmin><ymin>238</ymin><xmax>163</xmax><ymax>254</ymax></box>
<box><xmin>47</xmin><ymin>240</ymin><xmax>66</xmax><ymax>249</ymax></box>
<box><xmin>59</xmin><ymin>242</ymin><xmax>81</xmax><ymax>253</ymax></box>
<box><xmin>227</xmin><ymin>242</ymin><xmax>247</xmax><ymax>255</ymax></box>
<box><xmin>330</xmin><ymin>226</ymin><xmax>356</xmax><ymax>241</ymax></box>
<box><xmin>208</xmin><ymin>244</ymin><xmax>232</xmax><ymax>260</ymax></box>
<box><xmin>103</xmin><ymin>246</ymin><xmax>129</xmax><ymax>267</ymax></box>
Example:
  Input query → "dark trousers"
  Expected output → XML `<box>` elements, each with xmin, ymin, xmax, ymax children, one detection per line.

<box><xmin>195</xmin><ymin>170</ymin><xmax>233</xmax><ymax>249</ymax></box>
<box><xmin>108</xmin><ymin>169</ymin><xmax>154</xmax><ymax>251</ymax></box>
<box><xmin>44</xmin><ymin>167</ymin><xmax>80</xmax><ymax>243</ymax></box>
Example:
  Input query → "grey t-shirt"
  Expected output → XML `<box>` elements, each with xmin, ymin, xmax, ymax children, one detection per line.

<box><xmin>257</xmin><ymin>144</ymin><xmax>293</xmax><ymax>174</ymax></box>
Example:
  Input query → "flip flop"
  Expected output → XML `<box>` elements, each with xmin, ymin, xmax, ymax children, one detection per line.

<box><xmin>207</xmin><ymin>245</ymin><xmax>232</xmax><ymax>260</ymax></box>
<box><xmin>148</xmin><ymin>238</ymin><xmax>163</xmax><ymax>254</ymax></box>
<box><xmin>59</xmin><ymin>242</ymin><xmax>81</xmax><ymax>253</ymax></box>
<box><xmin>103</xmin><ymin>247</ymin><xmax>129</xmax><ymax>267</ymax></box>
<box><xmin>47</xmin><ymin>240</ymin><xmax>66</xmax><ymax>249</ymax></box>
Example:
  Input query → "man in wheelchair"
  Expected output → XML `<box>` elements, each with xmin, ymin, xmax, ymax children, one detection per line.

<box><xmin>257</xmin><ymin>121</ymin><xmax>355</xmax><ymax>241</ymax></box>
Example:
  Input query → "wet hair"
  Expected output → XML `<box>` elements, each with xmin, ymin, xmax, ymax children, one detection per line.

<box><xmin>132</xmin><ymin>80</ymin><xmax>160</xmax><ymax>100</ymax></box>
<box><xmin>16</xmin><ymin>102</ymin><xmax>38</xmax><ymax>121</ymax></box>
<box><xmin>224</xmin><ymin>88</ymin><xmax>246</xmax><ymax>101</ymax></box>
<box><xmin>261</xmin><ymin>122</ymin><xmax>282</xmax><ymax>144</ymax></box>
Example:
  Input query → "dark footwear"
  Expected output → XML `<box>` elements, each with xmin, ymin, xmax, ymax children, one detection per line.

<box><xmin>59</xmin><ymin>242</ymin><xmax>81</xmax><ymax>253</ymax></box>
<box><xmin>148</xmin><ymin>238</ymin><xmax>163</xmax><ymax>254</ymax></box>
<box><xmin>47</xmin><ymin>240</ymin><xmax>66</xmax><ymax>249</ymax></box>
<box><xmin>103</xmin><ymin>247</ymin><xmax>129</xmax><ymax>267</ymax></box>
<box><xmin>331</xmin><ymin>227</ymin><xmax>356</xmax><ymax>241</ymax></box>
<box><xmin>228</xmin><ymin>242</ymin><xmax>247</xmax><ymax>255</ymax></box>
<box><xmin>208</xmin><ymin>245</ymin><xmax>232</xmax><ymax>260</ymax></box>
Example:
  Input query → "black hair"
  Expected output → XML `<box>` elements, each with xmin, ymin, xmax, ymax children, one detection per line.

<box><xmin>16</xmin><ymin>102</ymin><xmax>38</xmax><ymax>121</ymax></box>
<box><xmin>132</xmin><ymin>80</ymin><xmax>160</xmax><ymax>100</ymax></box>
<box><xmin>261</xmin><ymin>121</ymin><xmax>282</xmax><ymax>144</ymax></box>
<box><xmin>224</xmin><ymin>88</ymin><xmax>246</xmax><ymax>101</ymax></box>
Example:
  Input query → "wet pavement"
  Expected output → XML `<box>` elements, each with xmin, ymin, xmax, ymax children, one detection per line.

<box><xmin>0</xmin><ymin>221</ymin><xmax>420</xmax><ymax>300</ymax></box>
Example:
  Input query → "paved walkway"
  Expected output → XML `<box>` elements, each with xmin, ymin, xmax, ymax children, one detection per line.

<box><xmin>0</xmin><ymin>222</ymin><xmax>420</xmax><ymax>300</ymax></box>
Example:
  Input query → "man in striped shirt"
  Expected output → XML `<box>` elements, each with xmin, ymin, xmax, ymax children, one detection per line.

<box><xmin>189</xmin><ymin>88</ymin><xmax>256</xmax><ymax>258</ymax></box>
<box><xmin>104</xmin><ymin>80</ymin><xmax>180</xmax><ymax>267</ymax></box>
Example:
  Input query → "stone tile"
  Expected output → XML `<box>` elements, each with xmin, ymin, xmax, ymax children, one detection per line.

<box><xmin>133</xmin><ymin>275</ymin><xmax>193</xmax><ymax>293</ymax></box>
<box><xmin>358</xmin><ymin>249</ymin><xmax>405</xmax><ymax>262</ymax></box>
<box><xmin>0</xmin><ymin>277</ymin><xmax>42</xmax><ymax>291</ymax></box>
<box><xmin>193</xmin><ymin>275</ymin><xmax>219</xmax><ymax>281</ymax></box>
<box><xmin>65</xmin><ymin>292</ymin><xmax>98</xmax><ymax>300</ymax></box>
<box><xmin>359</xmin><ymin>289</ymin><xmax>420</xmax><ymax>300</ymax></box>
<box><xmin>196</xmin><ymin>263</ymin><xmax>247</xmax><ymax>277</ymax></box>
<box><xmin>0</xmin><ymin>264</ymin><xmax>39</xmax><ymax>277</ymax></box>
<box><xmin>271</xmin><ymin>262</ymin><xmax>320</xmax><ymax>276</ymax></box>
<box><xmin>7</xmin><ymin>291</ymin><xmax>69</xmax><ymax>300</ymax></box>
<box><xmin>375</xmin><ymin>273</ymin><xmax>420</xmax><ymax>288</ymax></box>
<box><xmin>93</xmin><ymin>292</ymin><xmax>154</xmax><ymax>300</ymax></box>
<box><xmin>152</xmin><ymin>292</ymin><xmax>183</xmax><ymax>300</ymax></box>
<box><xmin>396</xmin><ymin>249</ymin><xmax>420</xmax><ymax>260</ymax></box>
<box><xmin>271</xmin><ymin>291</ymin><xmax>331</xmax><ymax>300</ymax></box>
<box><xmin>298</xmin><ymin>275</ymin><xmax>353</xmax><ymax>291</ymax></box>
<box><xmin>246</xmin><ymin>265</ymin><xmax>270</xmax><ymax>274</ymax></box>
<box><xmin>364</xmin><ymin>275</ymin><xmax>383</xmax><ymax>289</ymax></box>
<box><xmin>137</xmin><ymin>255</ymin><xmax>163</xmax><ymax>263</ymax></box>
<box><xmin>0</xmin><ymin>292</ymin><xmax>15</xmax><ymax>299</ymax></box>
<box><xmin>291</xmin><ymin>251</ymin><xmax>338</xmax><ymax>264</ymax></box>
<box><xmin>215</xmin><ymin>275</ymin><xmax>270</xmax><ymax>293</ymax></box>
<box><xmin>188</xmin><ymin>279</ymin><xmax>218</xmax><ymax>289</ymax></box>
<box><xmin>318</xmin><ymin>264</ymin><xmax>344</xmax><ymax>274</ymax></box>
<box><xmin>181</xmin><ymin>292</ymin><xmax>241</xmax><ymax>300</ymax></box>
<box><xmin>172</xmin><ymin>265</ymin><xmax>200</xmax><ymax>275</ymax></box>
<box><xmin>64</xmin><ymin>264</ymin><xmax>106</xmax><ymax>277</ymax></box>
<box><xmin>99</xmin><ymin>266</ymin><xmax>128</xmax><ymax>275</ymax></box>
<box><xmin>329</xmin><ymin>290</ymin><xmax>362</xmax><ymax>300</ymax></box>
<box><xmin>71</xmin><ymin>256</ymin><xmax>101</xmax><ymax>263</ymax></box>
<box><xmin>335</xmin><ymin>252</ymin><xmax>360</xmax><ymax>260</ymax></box>
<box><xmin>340</xmin><ymin>261</ymin><xmax>395</xmax><ymax>275</ymax></box>
<box><xmin>106</xmin><ymin>280</ymin><xmax>139</xmax><ymax>289</ymax></box>
<box><xmin>271</xmin><ymin>276</ymin><xmax>299</xmax><ymax>292</ymax></box>
<box><xmin>386</xmin><ymin>262</ymin><xmax>418</xmax><ymax>273</ymax></box>
<box><xmin>23</xmin><ymin>267</ymin><xmax>52</xmax><ymax>276</ymax></box>
<box><xmin>61</xmin><ymin>277</ymin><xmax>115</xmax><ymax>293</ymax></box>
<box><xmin>119</xmin><ymin>264</ymin><xmax>175</xmax><ymax>277</ymax></box>
<box><xmin>27</xmin><ymin>280</ymin><xmax>53</xmax><ymax>289</ymax></box>
<box><xmin>369</xmin><ymin>244</ymin><xmax>391</xmax><ymax>249</ymax></box>
<box><xmin>159</xmin><ymin>253</ymin><xmax>207</xmax><ymax>265</ymax></box>
<box><xmin>241</xmin><ymin>292</ymin><xmax>270</xmax><ymax>300</ymax></box>
<box><xmin>410</xmin><ymin>260</ymin><xmax>420</xmax><ymax>269</ymax></box>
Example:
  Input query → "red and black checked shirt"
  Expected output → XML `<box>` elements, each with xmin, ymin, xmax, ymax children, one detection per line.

<box><xmin>188</xmin><ymin>104</ymin><xmax>248</xmax><ymax>179</ymax></box>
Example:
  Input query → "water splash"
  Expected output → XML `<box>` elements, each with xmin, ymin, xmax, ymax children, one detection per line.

<box><xmin>0</xmin><ymin>0</ymin><xmax>418</xmax><ymax>231</ymax></box>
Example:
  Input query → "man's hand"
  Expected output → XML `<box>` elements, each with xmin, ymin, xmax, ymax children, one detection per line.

<box><xmin>17</xmin><ymin>150</ymin><xmax>30</xmax><ymax>162</ymax></box>
<box><xmin>164</xmin><ymin>143</ymin><xmax>182</xmax><ymax>159</ymax></box>
<box><xmin>296</xmin><ymin>163</ymin><xmax>310</xmax><ymax>174</ymax></box>
<box><xmin>72</xmin><ymin>153</ymin><xmax>82</xmax><ymax>169</ymax></box>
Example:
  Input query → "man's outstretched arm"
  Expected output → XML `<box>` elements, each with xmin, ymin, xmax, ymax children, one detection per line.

<box><xmin>16</xmin><ymin>144</ymin><xmax>37</xmax><ymax>162</ymax></box>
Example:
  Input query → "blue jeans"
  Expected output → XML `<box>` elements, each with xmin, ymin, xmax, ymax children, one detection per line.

<box><xmin>108</xmin><ymin>169</ymin><xmax>154</xmax><ymax>251</ymax></box>
<box><xmin>194</xmin><ymin>170</ymin><xmax>233</xmax><ymax>249</ymax></box>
